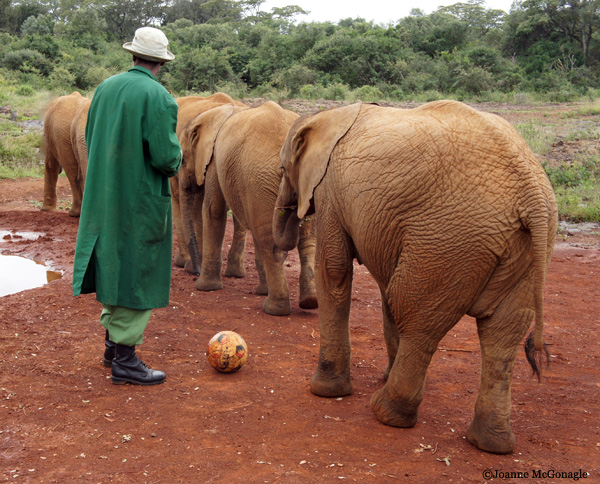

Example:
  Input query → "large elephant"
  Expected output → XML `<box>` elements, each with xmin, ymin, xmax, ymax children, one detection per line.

<box><xmin>179</xmin><ymin>101</ymin><xmax>317</xmax><ymax>316</ymax></box>
<box><xmin>172</xmin><ymin>93</ymin><xmax>248</xmax><ymax>275</ymax></box>
<box><xmin>273</xmin><ymin>100</ymin><xmax>558</xmax><ymax>454</ymax></box>
<box><xmin>42</xmin><ymin>91</ymin><xmax>90</xmax><ymax>217</ymax></box>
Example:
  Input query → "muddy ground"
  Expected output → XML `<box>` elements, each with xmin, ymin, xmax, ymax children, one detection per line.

<box><xmin>0</xmin><ymin>101</ymin><xmax>599</xmax><ymax>483</ymax></box>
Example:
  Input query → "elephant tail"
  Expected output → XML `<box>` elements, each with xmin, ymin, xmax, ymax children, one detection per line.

<box><xmin>522</xmin><ymin>200</ymin><xmax>554</xmax><ymax>381</ymax></box>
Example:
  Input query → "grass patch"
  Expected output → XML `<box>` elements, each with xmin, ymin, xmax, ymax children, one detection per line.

<box><xmin>571</xmin><ymin>99</ymin><xmax>600</xmax><ymax>116</ymax></box>
<box><xmin>515</xmin><ymin>121</ymin><xmax>557</xmax><ymax>155</ymax></box>
<box><xmin>544</xmin><ymin>153</ymin><xmax>600</xmax><ymax>222</ymax></box>
<box><xmin>553</xmin><ymin>183</ymin><xmax>600</xmax><ymax>222</ymax></box>
<box><xmin>0</xmin><ymin>130</ymin><xmax>44</xmax><ymax>179</ymax></box>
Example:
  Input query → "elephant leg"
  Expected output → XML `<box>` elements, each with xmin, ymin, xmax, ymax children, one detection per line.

<box><xmin>62</xmin><ymin>159</ymin><xmax>83</xmax><ymax>217</ymax></box>
<box><xmin>170</xmin><ymin>175</ymin><xmax>190</xmax><ymax>268</ymax></box>
<box><xmin>297</xmin><ymin>220</ymin><xmax>317</xmax><ymax>310</ymax></box>
<box><xmin>196</xmin><ymin>171</ymin><xmax>226</xmax><ymax>292</ymax></box>
<box><xmin>253</xmin><ymin>238</ymin><xmax>269</xmax><ymax>296</ymax></box>
<box><xmin>370</xmin><ymin>260</ymin><xmax>466</xmax><ymax>429</ymax></box>
<box><xmin>381</xmin><ymin>289</ymin><xmax>398</xmax><ymax>381</ymax></box>
<box><xmin>225</xmin><ymin>215</ymin><xmax>247</xmax><ymax>278</ymax></box>
<box><xmin>256</xmin><ymin>240</ymin><xmax>291</xmax><ymax>316</ymax></box>
<box><xmin>41</xmin><ymin>152</ymin><xmax>60</xmax><ymax>212</ymax></box>
<box><xmin>466</xmin><ymin>275</ymin><xmax>535</xmax><ymax>454</ymax></box>
<box><xmin>309</xmin><ymin>227</ymin><xmax>354</xmax><ymax>398</ymax></box>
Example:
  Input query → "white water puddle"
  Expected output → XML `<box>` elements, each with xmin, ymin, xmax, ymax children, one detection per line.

<box><xmin>0</xmin><ymin>231</ymin><xmax>63</xmax><ymax>297</ymax></box>
<box><xmin>0</xmin><ymin>254</ymin><xmax>62</xmax><ymax>297</ymax></box>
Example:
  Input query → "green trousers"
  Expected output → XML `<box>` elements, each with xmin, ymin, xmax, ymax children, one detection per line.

<box><xmin>100</xmin><ymin>304</ymin><xmax>153</xmax><ymax>346</ymax></box>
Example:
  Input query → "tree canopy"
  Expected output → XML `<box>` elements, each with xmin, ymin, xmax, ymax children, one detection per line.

<box><xmin>1</xmin><ymin>0</ymin><xmax>599</xmax><ymax>99</ymax></box>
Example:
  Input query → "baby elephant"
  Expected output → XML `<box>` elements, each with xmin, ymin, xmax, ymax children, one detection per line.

<box><xmin>42</xmin><ymin>91</ymin><xmax>90</xmax><ymax>216</ymax></box>
<box><xmin>179</xmin><ymin>101</ymin><xmax>317</xmax><ymax>316</ymax></box>
<box><xmin>273</xmin><ymin>100</ymin><xmax>557</xmax><ymax>454</ymax></box>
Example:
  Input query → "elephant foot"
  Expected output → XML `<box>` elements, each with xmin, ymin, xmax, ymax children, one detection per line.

<box><xmin>40</xmin><ymin>204</ymin><xmax>56</xmax><ymax>212</ymax></box>
<box><xmin>466</xmin><ymin>416</ymin><xmax>515</xmax><ymax>454</ymax></box>
<box><xmin>174</xmin><ymin>253</ymin><xmax>187</xmax><ymax>268</ymax></box>
<box><xmin>68</xmin><ymin>208</ymin><xmax>81</xmax><ymax>217</ymax></box>
<box><xmin>255</xmin><ymin>282</ymin><xmax>269</xmax><ymax>296</ymax></box>
<box><xmin>370</xmin><ymin>387</ymin><xmax>418</xmax><ymax>428</ymax></box>
<box><xmin>262</xmin><ymin>296</ymin><xmax>291</xmax><ymax>316</ymax></box>
<box><xmin>225</xmin><ymin>262</ymin><xmax>246</xmax><ymax>278</ymax></box>
<box><xmin>184</xmin><ymin>260</ymin><xmax>200</xmax><ymax>276</ymax></box>
<box><xmin>310</xmin><ymin>370</ymin><xmax>352</xmax><ymax>398</ymax></box>
<box><xmin>299</xmin><ymin>294</ymin><xmax>318</xmax><ymax>310</ymax></box>
<box><xmin>196</xmin><ymin>276</ymin><xmax>223</xmax><ymax>292</ymax></box>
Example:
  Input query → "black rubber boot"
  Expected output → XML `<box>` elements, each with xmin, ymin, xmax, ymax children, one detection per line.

<box><xmin>103</xmin><ymin>330</ymin><xmax>115</xmax><ymax>367</ymax></box>
<box><xmin>111</xmin><ymin>344</ymin><xmax>166</xmax><ymax>386</ymax></box>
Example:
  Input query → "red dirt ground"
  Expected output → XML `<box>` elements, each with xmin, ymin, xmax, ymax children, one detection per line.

<box><xmin>0</xmin><ymin>177</ymin><xmax>599</xmax><ymax>483</ymax></box>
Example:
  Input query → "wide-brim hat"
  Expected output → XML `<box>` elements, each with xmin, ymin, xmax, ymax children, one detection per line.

<box><xmin>122</xmin><ymin>27</ymin><xmax>175</xmax><ymax>63</ymax></box>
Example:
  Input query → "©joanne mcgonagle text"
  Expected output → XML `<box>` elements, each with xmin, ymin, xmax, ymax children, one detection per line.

<box><xmin>482</xmin><ymin>469</ymin><xmax>589</xmax><ymax>481</ymax></box>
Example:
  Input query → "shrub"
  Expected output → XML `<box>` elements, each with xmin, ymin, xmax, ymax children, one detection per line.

<box><xmin>15</xmin><ymin>85</ymin><xmax>35</xmax><ymax>96</ymax></box>
<box><xmin>544</xmin><ymin>162</ymin><xmax>591</xmax><ymax>188</ymax></box>
<box><xmin>298</xmin><ymin>84</ymin><xmax>324</xmax><ymax>100</ymax></box>
<box><xmin>2</xmin><ymin>49</ymin><xmax>51</xmax><ymax>76</ymax></box>
<box><xmin>48</xmin><ymin>66</ymin><xmax>76</xmax><ymax>91</ymax></box>
<box><xmin>351</xmin><ymin>85</ymin><xmax>384</xmax><ymax>102</ymax></box>
<box><xmin>322</xmin><ymin>82</ymin><xmax>350</xmax><ymax>101</ymax></box>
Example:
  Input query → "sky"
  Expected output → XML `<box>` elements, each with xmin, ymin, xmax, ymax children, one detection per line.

<box><xmin>260</xmin><ymin>0</ymin><xmax>516</xmax><ymax>24</ymax></box>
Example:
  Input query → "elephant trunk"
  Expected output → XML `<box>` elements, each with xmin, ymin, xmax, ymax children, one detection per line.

<box><xmin>273</xmin><ymin>177</ymin><xmax>301</xmax><ymax>251</ymax></box>
<box><xmin>179</xmin><ymin>178</ymin><xmax>202</xmax><ymax>275</ymax></box>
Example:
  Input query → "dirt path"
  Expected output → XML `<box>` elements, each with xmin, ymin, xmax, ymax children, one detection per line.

<box><xmin>0</xmin><ymin>177</ymin><xmax>599</xmax><ymax>483</ymax></box>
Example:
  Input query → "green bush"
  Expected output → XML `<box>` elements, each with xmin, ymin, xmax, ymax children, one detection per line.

<box><xmin>322</xmin><ymin>82</ymin><xmax>350</xmax><ymax>101</ymax></box>
<box><xmin>298</xmin><ymin>84</ymin><xmax>324</xmax><ymax>100</ymax></box>
<box><xmin>351</xmin><ymin>85</ymin><xmax>384</xmax><ymax>102</ymax></box>
<box><xmin>3</xmin><ymin>49</ymin><xmax>51</xmax><ymax>76</ymax></box>
<box><xmin>544</xmin><ymin>162</ymin><xmax>591</xmax><ymax>188</ymax></box>
<box><xmin>48</xmin><ymin>66</ymin><xmax>76</xmax><ymax>91</ymax></box>
<box><xmin>15</xmin><ymin>84</ymin><xmax>35</xmax><ymax>96</ymax></box>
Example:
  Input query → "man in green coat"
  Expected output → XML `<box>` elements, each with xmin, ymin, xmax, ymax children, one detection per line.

<box><xmin>73</xmin><ymin>27</ymin><xmax>182</xmax><ymax>386</ymax></box>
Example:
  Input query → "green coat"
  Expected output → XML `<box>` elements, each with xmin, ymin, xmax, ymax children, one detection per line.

<box><xmin>72</xmin><ymin>66</ymin><xmax>182</xmax><ymax>309</ymax></box>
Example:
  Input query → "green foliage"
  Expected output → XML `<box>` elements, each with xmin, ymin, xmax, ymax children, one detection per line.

<box><xmin>553</xmin><ymin>184</ymin><xmax>600</xmax><ymax>222</ymax></box>
<box><xmin>55</xmin><ymin>8</ymin><xmax>109</xmax><ymax>52</ymax></box>
<box><xmin>20</xmin><ymin>14</ymin><xmax>54</xmax><ymax>36</ymax></box>
<box><xmin>544</xmin><ymin>152</ymin><xmax>600</xmax><ymax>222</ymax></box>
<box><xmin>0</xmin><ymin>130</ymin><xmax>43</xmax><ymax>179</ymax></box>
<box><xmin>544</xmin><ymin>162</ymin><xmax>591</xmax><ymax>188</ymax></box>
<box><xmin>0</xmin><ymin>0</ymin><xmax>599</xmax><ymax>101</ymax></box>
<box><xmin>2</xmin><ymin>49</ymin><xmax>51</xmax><ymax>76</ymax></box>
<box><xmin>351</xmin><ymin>85</ymin><xmax>384</xmax><ymax>102</ymax></box>
<box><xmin>15</xmin><ymin>84</ymin><xmax>35</xmax><ymax>96</ymax></box>
<box><xmin>515</xmin><ymin>121</ymin><xmax>556</xmax><ymax>155</ymax></box>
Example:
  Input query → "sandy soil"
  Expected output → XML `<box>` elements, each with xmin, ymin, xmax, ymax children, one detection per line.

<box><xmin>1</xmin><ymin>100</ymin><xmax>599</xmax><ymax>482</ymax></box>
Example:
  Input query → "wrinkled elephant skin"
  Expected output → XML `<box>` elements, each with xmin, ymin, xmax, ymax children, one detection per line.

<box><xmin>273</xmin><ymin>100</ymin><xmax>558</xmax><ymax>454</ymax></box>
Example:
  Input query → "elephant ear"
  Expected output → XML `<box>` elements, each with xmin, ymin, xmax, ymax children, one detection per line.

<box><xmin>189</xmin><ymin>104</ymin><xmax>237</xmax><ymax>186</ymax></box>
<box><xmin>287</xmin><ymin>103</ymin><xmax>362</xmax><ymax>219</ymax></box>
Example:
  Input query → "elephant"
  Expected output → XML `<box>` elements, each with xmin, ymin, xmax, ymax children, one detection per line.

<box><xmin>272</xmin><ymin>100</ymin><xmax>558</xmax><ymax>454</ymax></box>
<box><xmin>70</xmin><ymin>97</ymin><xmax>91</xmax><ymax>184</ymax></box>
<box><xmin>179</xmin><ymin>101</ymin><xmax>317</xmax><ymax>316</ymax></box>
<box><xmin>171</xmin><ymin>93</ymin><xmax>248</xmax><ymax>276</ymax></box>
<box><xmin>42</xmin><ymin>91</ymin><xmax>91</xmax><ymax>217</ymax></box>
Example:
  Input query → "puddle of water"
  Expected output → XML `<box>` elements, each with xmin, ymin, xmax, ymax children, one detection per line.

<box><xmin>0</xmin><ymin>253</ymin><xmax>63</xmax><ymax>297</ymax></box>
<box><xmin>0</xmin><ymin>230</ymin><xmax>45</xmax><ymax>241</ymax></box>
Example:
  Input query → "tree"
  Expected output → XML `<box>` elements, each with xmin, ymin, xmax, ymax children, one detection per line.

<box><xmin>56</xmin><ymin>7</ymin><xmax>108</xmax><ymax>50</ymax></box>
<box><xmin>89</xmin><ymin>0</ymin><xmax>170</xmax><ymax>41</ymax></box>
<box><xmin>20</xmin><ymin>12</ymin><xmax>54</xmax><ymax>35</ymax></box>
<box><xmin>437</xmin><ymin>0</ymin><xmax>507</xmax><ymax>36</ymax></box>
<box><xmin>513</xmin><ymin>0</ymin><xmax>600</xmax><ymax>66</ymax></box>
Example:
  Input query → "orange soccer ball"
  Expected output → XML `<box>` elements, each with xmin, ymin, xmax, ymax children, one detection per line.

<box><xmin>206</xmin><ymin>331</ymin><xmax>248</xmax><ymax>373</ymax></box>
